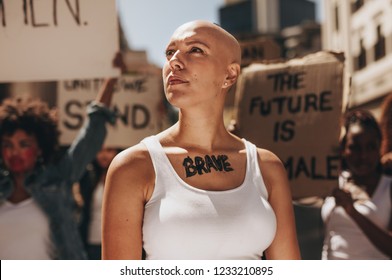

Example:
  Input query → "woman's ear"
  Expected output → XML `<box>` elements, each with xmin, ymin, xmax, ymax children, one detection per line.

<box><xmin>223</xmin><ymin>63</ymin><xmax>240</xmax><ymax>89</ymax></box>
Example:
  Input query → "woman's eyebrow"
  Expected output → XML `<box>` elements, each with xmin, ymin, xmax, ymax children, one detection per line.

<box><xmin>165</xmin><ymin>39</ymin><xmax>210</xmax><ymax>51</ymax></box>
<box><xmin>184</xmin><ymin>40</ymin><xmax>210</xmax><ymax>49</ymax></box>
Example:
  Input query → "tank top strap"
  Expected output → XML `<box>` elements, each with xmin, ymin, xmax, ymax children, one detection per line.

<box><xmin>141</xmin><ymin>135</ymin><xmax>172</xmax><ymax>177</ymax></box>
<box><xmin>242</xmin><ymin>139</ymin><xmax>269</xmax><ymax>200</ymax></box>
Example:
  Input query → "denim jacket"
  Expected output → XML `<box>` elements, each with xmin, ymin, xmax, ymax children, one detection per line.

<box><xmin>0</xmin><ymin>102</ymin><xmax>116</xmax><ymax>259</ymax></box>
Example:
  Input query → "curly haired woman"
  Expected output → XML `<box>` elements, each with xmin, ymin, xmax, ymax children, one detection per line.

<box><xmin>0</xmin><ymin>78</ymin><xmax>116</xmax><ymax>260</ymax></box>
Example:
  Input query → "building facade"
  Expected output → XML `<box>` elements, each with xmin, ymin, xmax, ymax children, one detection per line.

<box><xmin>219</xmin><ymin>0</ymin><xmax>320</xmax><ymax>64</ymax></box>
<box><xmin>220</xmin><ymin>0</ymin><xmax>315</xmax><ymax>36</ymax></box>
<box><xmin>322</xmin><ymin>0</ymin><xmax>392</xmax><ymax>118</ymax></box>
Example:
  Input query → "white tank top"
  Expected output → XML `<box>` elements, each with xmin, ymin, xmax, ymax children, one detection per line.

<box><xmin>88</xmin><ymin>181</ymin><xmax>104</xmax><ymax>245</ymax></box>
<box><xmin>0</xmin><ymin>198</ymin><xmax>53</xmax><ymax>259</ymax></box>
<box><xmin>321</xmin><ymin>174</ymin><xmax>392</xmax><ymax>260</ymax></box>
<box><xmin>141</xmin><ymin>136</ymin><xmax>277</xmax><ymax>260</ymax></box>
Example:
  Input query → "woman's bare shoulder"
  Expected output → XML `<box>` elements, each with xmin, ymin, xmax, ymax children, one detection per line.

<box><xmin>255</xmin><ymin>147</ymin><xmax>289</xmax><ymax>195</ymax></box>
<box><xmin>111</xmin><ymin>143</ymin><xmax>151</xmax><ymax>168</ymax></box>
<box><xmin>106</xmin><ymin>143</ymin><xmax>155</xmax><ymax>193</ymax></box>
<box><xmin>256</xmin><ymin>147</ymin><xmax>284</xmax><ymax>167</ymax></box>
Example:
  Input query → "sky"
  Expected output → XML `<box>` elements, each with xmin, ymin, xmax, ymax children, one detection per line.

<box><xmin>117</xmin><ymin>0</ymin><xmax>322</xmax><ymax>68</ymax></box>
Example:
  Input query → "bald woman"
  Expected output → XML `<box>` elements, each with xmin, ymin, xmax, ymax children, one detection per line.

<box><xmin>102</xmin><ymin>20</ymin><xmax>300</xmax><ymax>260</ymax></box>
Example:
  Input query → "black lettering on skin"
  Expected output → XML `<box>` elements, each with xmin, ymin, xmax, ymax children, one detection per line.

<box><xmin>194</xmin><ymin>156</ymin><xmax>209</xmax><ymax>175</ymax></box>
<box><xmin>211</xmin><ymin>155</ymin><xmax>223</xmax><ymax>171</ymax></box>
<box><xmin>220</xmin><ymin>155</ymin><xmax>234</xmax><ymax>172</ymax></box>
<box><xmin>205</xmin><ymin>155</ymin><xmax>218</xmax><ymax>171</ymax></box>
<box><xmin>183</xmin><ymin>155</ymin><xmax>235</xmax><ymax>178</ymax></box>
<box><xmin>183</xmin><ymin>156</ymin><xmax>197</xmax><ymax>177</ymax></box>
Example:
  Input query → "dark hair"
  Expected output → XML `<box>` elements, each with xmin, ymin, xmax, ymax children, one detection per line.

<box><xmin>380</xmin><ymin>93</ymin><xmax>392</xmax><ymax>155</ymax></box>
<box><xmin>0</xmin><ymin>98</ymin><xmax>60</xmax><ymax>165</ymax></box>
<box><xmin>340</xmin><ymin>109</ymin><xmax>382</xmax><ymax>171</ymax></box>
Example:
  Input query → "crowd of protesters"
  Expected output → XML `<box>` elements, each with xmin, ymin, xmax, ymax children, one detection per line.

<box><xmin>0</xmin><ymin>20</ymin><xmax>391</xmax><ymax>260</ymax></box>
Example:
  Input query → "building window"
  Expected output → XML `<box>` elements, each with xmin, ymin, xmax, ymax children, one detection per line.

<box><xmin>354</xmin><ymin>39</ymin><xmax>367</xmax><ymax>70</ymax></box>
<box><xmin>334</xmin><ymin>5</ymin><xmax>339</xmax><ymax>31</ymax></box>
<box><xmin>374</xmin><ymin>25</ymin><xmax>386</xmax><ymax>60</ymax></box>
<box><xmin>351</xmin><ymin>0</ymin><xmax>364</xmax><ymax>13</ymax></box>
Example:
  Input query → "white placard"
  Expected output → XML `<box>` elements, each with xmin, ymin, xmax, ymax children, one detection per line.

<box><xmin>0</xmin><ymin>0</ymin><xmax>119</xmax><ymax>82</ymax></box>
<box><xmin>57</xmin><ymin>74</ymin><xmax>166</xmax><ymax>148</ymax></box>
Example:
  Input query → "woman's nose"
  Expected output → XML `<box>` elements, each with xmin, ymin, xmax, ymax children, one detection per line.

<box><xmin>169</xmin><ymin>51</ymin><xmax>184</xmax><ymax>71</ymax></box>
<box><xmin>9</xmin><ymin>146</ymin><xmax>20</xmax><ymax>155</ymax></box>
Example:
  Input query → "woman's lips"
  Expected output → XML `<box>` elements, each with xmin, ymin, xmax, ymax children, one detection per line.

<box><xmin>168</xmin><ymin>76</ymin><xmax>188</xmax><ymax>85</ymax></box>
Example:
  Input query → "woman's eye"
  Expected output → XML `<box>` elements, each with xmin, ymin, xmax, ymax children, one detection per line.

<box><xmin>165</xmin><ymin>49</ymin><xmax>175</xmax><ymax>57</ymax></box>
<box><xmin>190</xmin><ymin>47</ymin><xmax>203</xmax><ymax>54</ymax></box>
<box><xmin>20</xmin><ymin>141</ymin><xmax>33</xmax><ymax>148</ymax></box>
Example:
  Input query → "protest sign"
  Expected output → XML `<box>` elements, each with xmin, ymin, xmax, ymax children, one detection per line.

<box><xmin>0</xmin><ymin>0</ymin><xmax>119</xmax><ymax>82</ymax></box>
<box><xmin>57</xmin><ymin>74</ymin><xmax>166</xmax><ymax>148</ymax></box>
<box><xmin>234</xmin><ymin>51</ymin><xmax>345</xmax><ymax>199</ymax></box>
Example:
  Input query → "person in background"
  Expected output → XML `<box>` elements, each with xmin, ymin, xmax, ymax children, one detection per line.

<box><xmin>321</xmin><ymin>110</ymin><xmax>392</xmax><ymax>259</ymax></box>
<box><xmin>380</xmin><ymin>93</ymin><xmax>392</xmax><ymax>175</ymax></box>
<box><xmin>102</xmin><ymin>20</ymin><xmax>300</xmax><ymax>260</ymax></box>
<box><xmin>0</xmin><ymin>54</ymin><xmax>121</xmax><ymax>260</ymax></box>
<box><xmin>77</xmin><ymin>146</ymin><xmax>121</xmax><ymax>260</ymax></box>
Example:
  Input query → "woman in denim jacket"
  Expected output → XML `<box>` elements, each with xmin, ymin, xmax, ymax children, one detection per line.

<box><xmin>0</xmin><ymin>77</ymin><xmax>117</xmax><ymax>260</ymax></box>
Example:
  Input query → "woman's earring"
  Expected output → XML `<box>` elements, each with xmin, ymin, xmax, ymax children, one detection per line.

<box><xmin>224</xmin><ymin>82</ymin><xmax>228</xmax><ymax>86</ymax></box>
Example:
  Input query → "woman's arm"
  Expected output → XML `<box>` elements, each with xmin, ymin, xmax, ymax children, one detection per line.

<box><xmin>102</xmin><ymin>144</ymin><xmax>155</xmax><ymax>259</ymax></box>
<box><xmin>57</xmin><ymin>52</ymin><xmax>125</xmax><ymax>182</ymax></box>
<box><xmin>258</xmin><ymin>149</ymin><xmax>301</xmax><ymax>260</ymax></box>
<box><xmin>333</xmin><ymin>188</ymin><xmax>392</xmax><ymax>258</ymax></box>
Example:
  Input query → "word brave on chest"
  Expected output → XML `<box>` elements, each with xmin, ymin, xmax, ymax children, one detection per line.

<box><xmin>183</xmin><ymin>155</ymin><xmax>234</xmax><ymax>177</ymax></box>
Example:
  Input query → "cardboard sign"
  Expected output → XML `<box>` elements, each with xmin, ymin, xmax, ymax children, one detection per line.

<box><xmin>234</xmin><ymin>52</ymin><xmax>345</xmax><ymax>199</ymax></box>
<box><xmin>57</xmin><ymin>74</ymin><xmax>166</xmax><ymax>148</ymax></box>
<box><xmin>0</xmin><ymin>0</ymin><xmax>119</xmax><ymax>82</ymax></box>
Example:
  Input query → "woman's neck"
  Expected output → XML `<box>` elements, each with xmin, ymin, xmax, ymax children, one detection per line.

<box><xmin>350</xmin><ymin>171</ymin><xmax>382</xmax><ymax>195</ymax></box>
<box><xmin>169</xmin><ymin>113</ymin><xmax>233</xmax><ymax>151</ymax></box>
<box><xmin>9</xmin><ymin>173</ymin><xmax>31</xmax><ymax>203</ymax></box>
